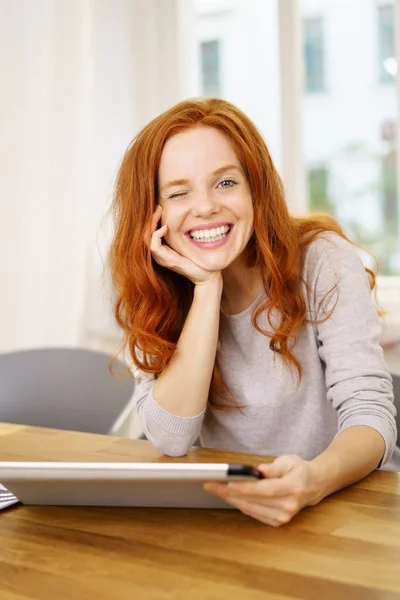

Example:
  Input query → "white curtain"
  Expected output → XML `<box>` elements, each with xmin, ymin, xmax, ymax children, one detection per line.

<box><xmin>0</xmin><ymin>0</ymin><xmax>187</xmax><ymax>353</ymax></box>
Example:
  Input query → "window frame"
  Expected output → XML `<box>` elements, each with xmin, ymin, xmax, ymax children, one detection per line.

<box><xmin>377</xmin><ymin>3</ymin><xmax>396</xmax><ymax>84</ymax></box>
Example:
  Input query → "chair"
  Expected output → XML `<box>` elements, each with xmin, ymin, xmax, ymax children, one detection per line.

<box><xmin>392</xmin><ymin>372</ymin><xmax>400</xmax><ymax>444</ymax></box>
<box><xmin>0</xmin><ymin>347</ymin><xmax>135</xmax><ymax>435</ymax></box>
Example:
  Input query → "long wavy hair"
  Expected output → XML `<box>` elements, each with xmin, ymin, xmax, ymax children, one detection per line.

<box><xmin>109</xmin><ymin>97</ymin><xmax>376</xmax><ymax>409</ymax></box>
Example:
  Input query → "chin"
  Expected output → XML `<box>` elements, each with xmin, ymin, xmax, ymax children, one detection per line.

<box><xmin>192</xmin><ymin>255</ymin><xmax>233</xmax><ymax>272</ymax></box>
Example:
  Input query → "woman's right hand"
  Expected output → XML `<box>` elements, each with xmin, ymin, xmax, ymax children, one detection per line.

<box><xmin>150</xmin><ymin>206</ymin><xmax>221</xmax><ymax>286</ymax></box>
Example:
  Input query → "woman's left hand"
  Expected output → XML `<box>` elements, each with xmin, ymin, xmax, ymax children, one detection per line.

<box><xmin>204</xmin><ymin>455</ymin><xmax>326</xmax><ymax>526</ymax></box>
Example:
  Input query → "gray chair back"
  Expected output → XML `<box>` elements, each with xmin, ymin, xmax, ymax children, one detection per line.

<box><xmin>0</xmin><ymin>348</ymin><xmax>134</xmax><ymax>435</ymax></box>
<box><xmin>392</xmin><ymin>372</ymin><xmax>400</xmax><ymax>444</ymax></box>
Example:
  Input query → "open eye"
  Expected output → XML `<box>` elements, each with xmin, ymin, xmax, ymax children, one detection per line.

<box><xmin>218</xmin><ymin>178</ymin><xmax>238</xmax><ymax>189</ymax></box>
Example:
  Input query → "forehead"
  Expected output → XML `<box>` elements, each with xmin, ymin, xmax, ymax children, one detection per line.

<box><xmin>158</xmin><ymin>126</ymin><xmax>239</xmax><ymax>182</ymax></box>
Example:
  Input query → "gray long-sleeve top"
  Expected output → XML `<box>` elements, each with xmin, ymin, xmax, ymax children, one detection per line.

<box><xmin>132</xmin><ymin>233</ymin><xmax>399</xmax><ymax>469</ymax></box>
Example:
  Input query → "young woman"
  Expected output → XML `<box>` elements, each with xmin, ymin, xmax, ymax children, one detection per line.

<box><xmin>109</xmin><ymin>98</ymin><xmax>398</xmax><ymax>526</ymax></box>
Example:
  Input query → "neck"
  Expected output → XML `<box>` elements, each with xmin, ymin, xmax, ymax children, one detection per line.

<box><xmin>221</xmin><ymin>257</ymin><xmax>264</xmax><ymax>315</ymax></box>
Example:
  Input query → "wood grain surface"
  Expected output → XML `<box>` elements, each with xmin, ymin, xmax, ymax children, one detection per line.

<box><xmin>1</xmin><ymin>423</ymin><xmax>400</xmax><ymax>600</ymax></box>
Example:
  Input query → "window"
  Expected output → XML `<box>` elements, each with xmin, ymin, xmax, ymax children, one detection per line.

<box><xmin>191</xmin><ymin>1</ymin><xmax>400</xmax><ymax>281</ymax></box>
<box><xmin>201</xmin><ymin>40</ymin><xmax>221</xmax><ymax>96</ymax></box>
<box><xmin>380</xmin><ymin>150</ymin><xmax>399</xmax><ymax>273</ymax></box>
<box><xmin>301</xmin><ymin>1</ymin><xmax>399</xmax><ymax>275</ymax></box>
<box><xmin>378</xmin><ymin>5</ymin><xmax>396</xmax><ymax>84</ymax></box>
<box><xmin>307</xmin><ymin>166</ymin><xmax>334</xmax><ymax>214</ymax></box>
<box><xmin>303</xmin><ymin>17</ymin><xmax>325</xmax><ymax>93</ymax></box>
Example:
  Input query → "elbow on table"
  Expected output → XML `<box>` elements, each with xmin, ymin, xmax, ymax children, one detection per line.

<box><xmin>152</xmin><ymin>439</ymin><xmax>193</xmax><ymax>457</ymax></box>
<box><xmin>144</xmin><ymin>431</ymin><xmax>196</xmax><ymax>457</ymax></box>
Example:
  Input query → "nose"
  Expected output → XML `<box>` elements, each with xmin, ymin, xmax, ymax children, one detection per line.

<box><xmin>191</xmin><ymin>190</ymin><xmax>220</xmax><ymax>218</ymax></box>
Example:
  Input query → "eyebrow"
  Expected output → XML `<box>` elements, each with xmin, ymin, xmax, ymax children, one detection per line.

<box><xmin>159</xmin><ymin>164</ymin><xmax>243</xmax><ymax>194</ymax></box>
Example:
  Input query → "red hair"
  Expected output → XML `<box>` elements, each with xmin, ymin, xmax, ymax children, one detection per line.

<box><xmin>109</xmin><ymin>98</ymin><xmax>375</xmax><ymax>408</ymax></box>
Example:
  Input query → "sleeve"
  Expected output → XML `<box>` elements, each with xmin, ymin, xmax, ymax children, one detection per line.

<box><xmin>131</xmin><ymin>362</ymin><xmax>205</xmax><ymax>457</ymax></box>
<box><xmin>305</xmin><ymin>233</ymin><xmax>397</xmax><ymax>467</ymax></box>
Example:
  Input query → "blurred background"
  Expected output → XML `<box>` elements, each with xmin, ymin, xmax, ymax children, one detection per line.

<box><xmin>1</xmin><ymin>0</ymin><xmax>399</xmax><ymax>366</ymax></box>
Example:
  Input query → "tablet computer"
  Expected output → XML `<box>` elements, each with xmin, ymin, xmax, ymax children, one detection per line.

<box><xmin>0</xmin><ymin>462</ymin><xmax>263</xmax><ymax>509</ymax></box>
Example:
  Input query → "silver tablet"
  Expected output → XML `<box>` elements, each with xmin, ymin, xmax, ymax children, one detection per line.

<box><xmin>0</xmin><ymin>462</ymin><xmax>263</xmax><ymax>509</ymax></box>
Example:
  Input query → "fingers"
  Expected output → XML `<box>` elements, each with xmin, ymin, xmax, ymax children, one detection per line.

<box><xmin>205</xmin><ymin>460</ymin><xmax>300</xmax><ymax>498</ymax></box>
<box><xmin>151</xmin><ymin>223</ymin><xmax>168</xmax><ymax>244</ymax></box>
<box><xmin>150</xmin><ymin>205</ymin><xmax>174</xmax><ymax>269</ymax></box>
<box><xmin>148</xmin><ymin>206</ymin><xmax>165</xmax><ymax>257</ymax></box>
<box><xmin>225</xmin><ymin>497</ymin><xmax>294</xmax><ymax>527</ymax></box>
<box><xmin>148</xmin><ymin>207</ymin><xmax>188</xmax><ymax>275</ymax></box>
<box><xmin>149</xmin><ymin>216</ymin><xmax>186</xmax><ymax>273</ymax></box>
<box><xmin>151</xmin><ymin>225</ymin><xmax>179</xmax><ymax>269</ymax></box>
<box><xmin>204</xmin><ymin>481</ymin><xmax>301</xmax><ymax>526</ymax></box>
<box><xmin>149</xmin><ymin>221</ymin><xmax>189</xmax><ymax>274</ymax></box>
<box><xmin>205</xmin><ymin>456</ymin><xmax>314</xmax><ymax>526</ymax></box>
<box><xmin>205</xmin><ymin>457</ymin><xmax>307</xmax><ymax>503</ymax></box>
<box><xmin>151</xmin><ymin>204</ymin><xmax>162</xmax><ymax>233</ymax></box>
<box><xmin>205</xmin><ymin>479</ymin><xmax>296</xmax><ymax>504</ymax></box>
<box><xmin>150</xmin><ymin>223</ymin><xmax>167</xmax><ymax>253</ymax></box>
<box><xmin>148</xmin><ymin>205</ymin><xmax>213</xmax><ymax>283</ymax></box>
<box><xmin>258</xmin><ymin>455</ymin><xmax>301</xmax><ymax>478</ymax></box>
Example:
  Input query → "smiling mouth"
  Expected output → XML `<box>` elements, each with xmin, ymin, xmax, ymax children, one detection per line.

<box><xmin>188</xmin><ymin>225</ymin><xmax>231</xmax><ymax>243</ymax></box>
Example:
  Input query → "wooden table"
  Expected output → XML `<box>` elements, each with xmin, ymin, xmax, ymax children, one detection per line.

<box><xmin>1</xmin><ymin>423</ymin><xmax>400</xmax><ymax>600</ymax></box>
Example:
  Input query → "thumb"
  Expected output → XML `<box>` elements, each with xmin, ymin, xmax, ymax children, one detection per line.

<box><xmin>258</xmin><ymin>455</ymin><xmax>300</xmax><ymax>478</ymax></box>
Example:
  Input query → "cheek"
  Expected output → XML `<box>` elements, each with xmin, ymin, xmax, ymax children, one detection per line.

<box><xmin>161</xmin><ymin>205</ymin><xmax>181</xmax><ymax>229</ymax></box>
<box><xmin>161</xmin><ymin>206</ymin><xmax>184</xmax><ymax>247</ymax></box>
<box><xmin>245</xmin><ymin>199</ymin><xmax>254</xmax><ymax>228</ymax></box>
<box><xmin>231</xmin><ymin>195</ymin><xmax>254</xmax><ymax>226</ymax></box>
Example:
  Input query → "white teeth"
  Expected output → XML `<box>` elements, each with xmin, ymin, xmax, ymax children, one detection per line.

<box><xmin>189</xmin><ymin>225</ymin><xmax>231</xmax><ymax>243</ymax></box>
